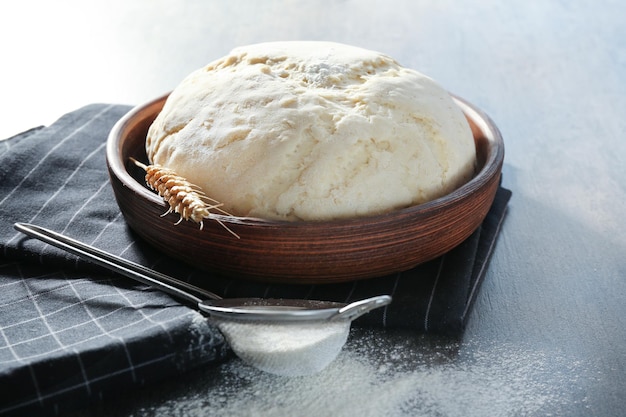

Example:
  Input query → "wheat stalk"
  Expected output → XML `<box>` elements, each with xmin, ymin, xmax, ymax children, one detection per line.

<box><xmin>130</xmin><ymin>158</ymin><xmax>239</xmax><ymax>239</ymax></box>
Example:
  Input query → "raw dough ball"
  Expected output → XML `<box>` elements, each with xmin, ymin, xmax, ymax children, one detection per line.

<box><xmin>146</xmin><ymin>41</ymin><xmax>476</xmax><ymax>221</ymax></box>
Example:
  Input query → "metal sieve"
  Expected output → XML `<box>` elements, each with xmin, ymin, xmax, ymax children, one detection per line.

<box><xmin>14</xmin><ymin>223</ymin><xmax>391</xmax><ymax>376</ymax></box>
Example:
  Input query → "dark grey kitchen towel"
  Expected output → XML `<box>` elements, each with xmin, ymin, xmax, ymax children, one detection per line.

<box><xmin>0</xmin><ymin>104</ymin><xmax>510</xmax><ymax>416</ymax></box>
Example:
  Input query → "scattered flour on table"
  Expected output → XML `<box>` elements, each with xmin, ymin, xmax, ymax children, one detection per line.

<box><xmin>176</xmin><ymin>312</ymin><xmax>228</xmax><ymax>368</ymax></box>
<box><xmin>138</xmin><ymin>330</ymin><xmax>593</xmax><ymax>417</ymax></box>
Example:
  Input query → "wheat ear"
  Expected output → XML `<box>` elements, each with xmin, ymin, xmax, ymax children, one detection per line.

<box><xmin>130</xmin><ymin>158</ymin><xmax>240</xmax><ymax>239</ymax></box>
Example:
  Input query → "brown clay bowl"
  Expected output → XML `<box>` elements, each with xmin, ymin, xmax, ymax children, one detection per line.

<box><xmin>106</xmin><ymin>93</ymin><xmax>504</xmax><ymax>284</ymax></box>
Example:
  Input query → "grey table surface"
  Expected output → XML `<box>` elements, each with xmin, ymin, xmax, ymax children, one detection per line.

<box><xmin>2</xmin><ymin>1</ymin><xmax>625</xmax><ymax>416</ymax></box>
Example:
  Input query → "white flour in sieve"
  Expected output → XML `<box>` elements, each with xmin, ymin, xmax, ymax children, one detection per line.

<box><xmin>213</xmin><ymin>319</ymin><xmax>351</xmax><ymax>377</ymax></box>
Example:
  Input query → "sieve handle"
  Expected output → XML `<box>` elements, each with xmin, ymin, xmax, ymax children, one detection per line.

<box><xmin>14</xmin><ymin>223</ymin><xmax>222</xmax><ymax>306</ymax></box>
